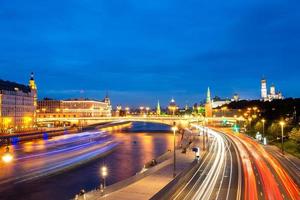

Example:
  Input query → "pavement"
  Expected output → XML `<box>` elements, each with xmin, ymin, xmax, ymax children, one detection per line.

<box><xmin>79</xmin><ymin>136</ymin><xmax>199</xmax><ymax>200</ymax></box>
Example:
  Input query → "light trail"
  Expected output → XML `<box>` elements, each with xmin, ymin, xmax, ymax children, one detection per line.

<box><xmin>224</xmin><ymin>131</ymin><xmax>259</xmax><ymax>200</ymax></box>
<box><xmin>0</xmin><ymin>131</ymin><xmax>119</xmax><ymax>191</ymax></box>
<box><xmin>173</xmin><ymin>126</ymin><xmax>239</xmax><ymax>200</ymax></box>
<box><xmin>221</xmin><ymin>128</ymin><xmax>300</xmax><ymax>200</ymax></box>
<box><xmin>241</xmin><ymin>135</ymin><xmax>300</xmax><ymax>200</ymax></box>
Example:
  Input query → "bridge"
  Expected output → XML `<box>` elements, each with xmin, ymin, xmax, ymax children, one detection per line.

<box><xmin>37</xmin><ymin>116</ymin><xmax>243</xmax><ymax>128</ymax></box>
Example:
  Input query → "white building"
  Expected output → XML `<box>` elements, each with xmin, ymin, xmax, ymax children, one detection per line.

<box><xmin>261</xmin><ymin>78</ymin><xmax>283</xmax><ymax>101</ymax></box>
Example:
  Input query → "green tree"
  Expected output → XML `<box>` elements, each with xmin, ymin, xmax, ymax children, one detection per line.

<box><xmin>290</xmin><ymin>128</ymin><xmax>300</xmax><ymax>141</ymax></box>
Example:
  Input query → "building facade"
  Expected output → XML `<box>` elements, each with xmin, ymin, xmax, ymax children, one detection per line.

<box><xmin>37</xmin><ymin>97</ymin><xmax>112</xmax><ymax>120</ymax></box>
<box><xmin>0</xmin><ymin>74</ymin><xmax>37</xmax><ymax>133</ymax></box>
<box><xmin>261</xmin><ymin>78</ymin><xmax>267</xmax><ymax>100</ymax></box>
<box><xmin>261</xmin><ymin>78</ymin><xmax>283</xmax><ymax>101</ymax></box>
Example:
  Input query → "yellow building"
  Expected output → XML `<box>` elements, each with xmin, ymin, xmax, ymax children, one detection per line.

<box><xmin>0</xmin><ymin>73</ymin><xmax>37</xmax><ymax>133</ymax></box>
<box><xmin>37</xmin><ymin>97</ymin><xmax>112</xmax><ymax>125</ymax></box>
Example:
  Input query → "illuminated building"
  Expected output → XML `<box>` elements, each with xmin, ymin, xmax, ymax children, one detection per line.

<box><xmin>0</xmin><ymin>74</ymin><xmax>37</xmax><ymax>132</ymax></box>
<box><xmin>37</xmin><ymin>97</ymin><xmax>112</xmax><ymax>120</ymax></box>
<box><xmin>261</xmin><ymin>78</ymin><xmax>283</xmax><ymax>101</ymax></box>
<box><xmin>233</xmin><ymin>93</ymin><xmax>240</xmax><ymax>102</ymax></box>
<box><xmin>38</xmin><ymin>98</ymin><xmax>61</xmax><ymax>113</ymax></box>
<box><xmin>261</xmin><ymin>78</ymin><xmax>267</xmax><ymax>100</ymax></box>
<box><xmin>205</xmin><ymin>87</ymin><xmax>213</xmax><ymax>117</ymax></box>
<box><xmin>168</xmin><ymin>98</ymin><xmax>178</xmax><ymax>115</ymax></box>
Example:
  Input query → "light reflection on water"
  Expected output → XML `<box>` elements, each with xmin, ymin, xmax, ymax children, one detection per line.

<box><xmin>0</xmin><ymin>122</ymin><xmax>173</xmax><ymax>200</ymax></box>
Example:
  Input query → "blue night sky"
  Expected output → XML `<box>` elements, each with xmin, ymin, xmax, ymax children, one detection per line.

<box><xmin>0</xmin><ymin>0</ymin><xmax>299</xmax><ymax>107</ymax></box>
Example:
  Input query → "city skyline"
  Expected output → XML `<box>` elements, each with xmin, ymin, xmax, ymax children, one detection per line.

<box><xmin>1</xmin><ymin>0</ymin><xmax>300</xmax><ymax>105</ymax></box>
<box><xmin>0</xmin><ymin>73</ymin><xmax>289</xmax><ymax>108</ymax></box>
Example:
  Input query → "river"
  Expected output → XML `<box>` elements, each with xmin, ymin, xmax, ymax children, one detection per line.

<box><xmin>0</xmin><ymin>122</ymin><xmax>174</xmax><ymax>200</ymax></box>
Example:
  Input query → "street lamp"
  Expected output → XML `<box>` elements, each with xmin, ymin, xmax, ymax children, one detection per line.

<box><xmin>125</xmin><ymin>107</ymin><xmax>130</xmax><ymax>116</ymax></box>
<box><xmin>146</xmin><ymin>107</ymin><xmax>150</xmax><ymax>115</ymax></box>
<box><xmin>2</xmin><ymin>139</ymin><xmax>13</xmax><ymax>164</ymax></box>
<box><xmin>139</xmin><ymin>106</ymin><xmax>144</xmax><ymax>115</ymax></box>
<box><xmin>248</xmin><ymin>117</ymin><xmax>252</xmax><ymax>129</ymax></box>
<box><xmin>279</xmin><ymin>121</ymin><xmax>285</xmax><ymax>154</ymax></box>
<box><xmin>2</xmin><ymin>146</ymin><xmax>13</xmax><ymax>163</ymax></box>
<box><xmin>101</xmin><ymin>166</ymin><xmax>108</xmax><ymax>189</ymax></box>
<box><xmin>261</xmin><ymin>119</ymin><xmax>265</xmax><ymax>140</ymax></box>
<box><xmin>171</xmin><ymin>123</ymin><xmax>178</xmax><ymax>178</ymax></box>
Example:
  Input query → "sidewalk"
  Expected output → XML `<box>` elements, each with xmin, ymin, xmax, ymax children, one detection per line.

<box><xmin>82</xmin><ymin>149</ymin><xmax>196</xmax><ymax>200</ymax></box>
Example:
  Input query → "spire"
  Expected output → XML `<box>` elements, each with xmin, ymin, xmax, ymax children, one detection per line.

<box><xmin>206</xmin><ymin>87</ymin><xmax>211</xmax><ymax>104</ymax></box>
<box><xmin>104</xmin><ymin>91</ymin><xmax>111</xmax><ymax>105</ymax></box>
<box><xmin>29</xmin><ymin>72</ymin><xmax>37</xmax><ymax>90</ymax></box>
<box><xmin>156</xmin><ymin>100</ymin><xmax>161</xmax><ymax>115</ymax></box>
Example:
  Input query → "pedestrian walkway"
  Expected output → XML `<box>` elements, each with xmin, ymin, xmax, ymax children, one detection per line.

<box><xmin>82</xmin><ymin>149</ymin><xmax>196</xmax><ymax>200</ymax></box>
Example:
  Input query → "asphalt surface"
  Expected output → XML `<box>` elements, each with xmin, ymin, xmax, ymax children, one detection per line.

<box><xmin>167</xmin><ymin>126</ymin><xmax>241</xmax><ymax>200</ymax></box>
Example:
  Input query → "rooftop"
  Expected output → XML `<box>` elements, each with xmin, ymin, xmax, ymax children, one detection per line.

<box><xmin>0</xmin><ymin>79</ymin><xmax>31</xmax><ymax>93</ymax></box>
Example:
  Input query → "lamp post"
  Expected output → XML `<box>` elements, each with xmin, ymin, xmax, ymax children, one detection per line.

<box><xmin>2</xmin><ymin>139</ymin><xmax>13</xmax><ymax>163</ymax></box>
<box><xmin>101</xmin><ymin>166</ymin><xmax>108</xmax><ymax>189</ymax></box>
<box><xmin>139</xmin><ymin>106</ymin><xmax>144</xmax><ymax>116</ymax></box>
<box><xmin>171</xmin><ymin>122</ymin><xmax>178</xmax><ymax>178</ymax></box>
<box><xmin>261</xmin><ymin>119</ymin><xmax>265</xmax><ymax>140</ymax></box>
<box><xmin>280</xmin><ymin>121</ymin><xmax>285</xmax><ymax>154</ymax></box>
<box><xmin>146</xmin><ymin>107</ymin><xmax>150</xmax><ymax>115</ymax></box>
<box><xmin>125</xmin><ymin>107</ymin><xmax>130</xmax><ymax>116</ymax></box>
<box><xmin>248</xmin><ymin>117</ymin><xmax>252</xmax><ymax>130</ymax></box>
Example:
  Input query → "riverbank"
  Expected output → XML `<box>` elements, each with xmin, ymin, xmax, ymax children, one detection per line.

<box><xmin>77</xmin><ymin>128</ymin><xmax>200</xmax><ymax>200</ymax></box>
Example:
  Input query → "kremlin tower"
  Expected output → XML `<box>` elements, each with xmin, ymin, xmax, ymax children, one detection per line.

<box><xmin>205</xmin><ymin>87</ymin><xmax>213</xmax><ymax>117</ymax></box>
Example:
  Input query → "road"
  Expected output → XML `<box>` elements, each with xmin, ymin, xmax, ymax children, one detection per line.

<box><xmin>169</xmin><ymin>126</ymin><xmax>241</xmax><ymax>200</ymax></box>
<box><xmin>221</xmin><ymin>128</ymin><xmax>300</xmax><ymax>200</ymax></box>
<box><xmin>0</xmin><ymin>130</ymin><xmax>119</xmax><ymax>192</ymax></box>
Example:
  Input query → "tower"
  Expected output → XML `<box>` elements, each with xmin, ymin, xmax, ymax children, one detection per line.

<box><xmin>103</xmin><ymin>92</ymin><xmax>112</xmax><ymax>117</ymax></box>
<box><xmin>261</xmin><ymin>78</ymin><xmax>267</xmax><ymax>100</ymax></box>
<box><xmin>168</xmin><ymin>98</ymin><xmax>178</xmax><ymax>115</ymax></box>
<box><xmin>104</xmin><ymin>92</ymin><xmax>111</xmax><ymax>106</ymax></box>
<box><xmin>156</xmin><ymin>100</ymin><xmax>161</xmax><ymax>116</ymax></box>
<box><xmin>29</xmin><ymin>72</ymin><xmax>38</xmax><ymax>124</ymax></box>
<box><xmin>270</xmin><ymin>84</ymin><xmax>275</xmax><ymax>96</ymax></box>
<box><xmin>205</xmin><ymin>87</ymin><xmax>213</xmax><ymax>117</ymax></box>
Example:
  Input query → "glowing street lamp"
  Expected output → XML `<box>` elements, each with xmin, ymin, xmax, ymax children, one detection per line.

<box><xmin>2</xmin><ymin>146</ymin><xmax>13</xmax><ymax>163</ymax></box>
<box><xmin>139</xmin><ymin>106</ymin><xmax>144</xmax><ymax>115</ymax></box>
<box><xmin>279</xmin><ymin>121</ymin><xmax>285</xmax><ymax>154</ymax></box>
<box><xmin>101</xmin><ymin>166</ymin><xmax>108</xmax><ymax>189</ymax></box>
<box><xmin>171</xmin><ymin>123</ymin><xmax>178</xmax><ymax>178</ymax></box>
<box><xmin>125</xmin><ymin>107</ymin><xmax>130</xmax><ymax>116</ymax></box>
<box><xmin>261</xmin><ymin>119</ymin><xmax>266</xmax><ymax>140</ymax></box>
<box><xmin>248</xmin><ymin>117</ymin><xmax>252</xmax><ymax>129</ymax></box>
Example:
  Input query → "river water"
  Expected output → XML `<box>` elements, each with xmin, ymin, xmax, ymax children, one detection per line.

<box><xmin>0</xmin><ymin>122</ymin><xmax>173</xmax><ymax>200</ymax></box>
